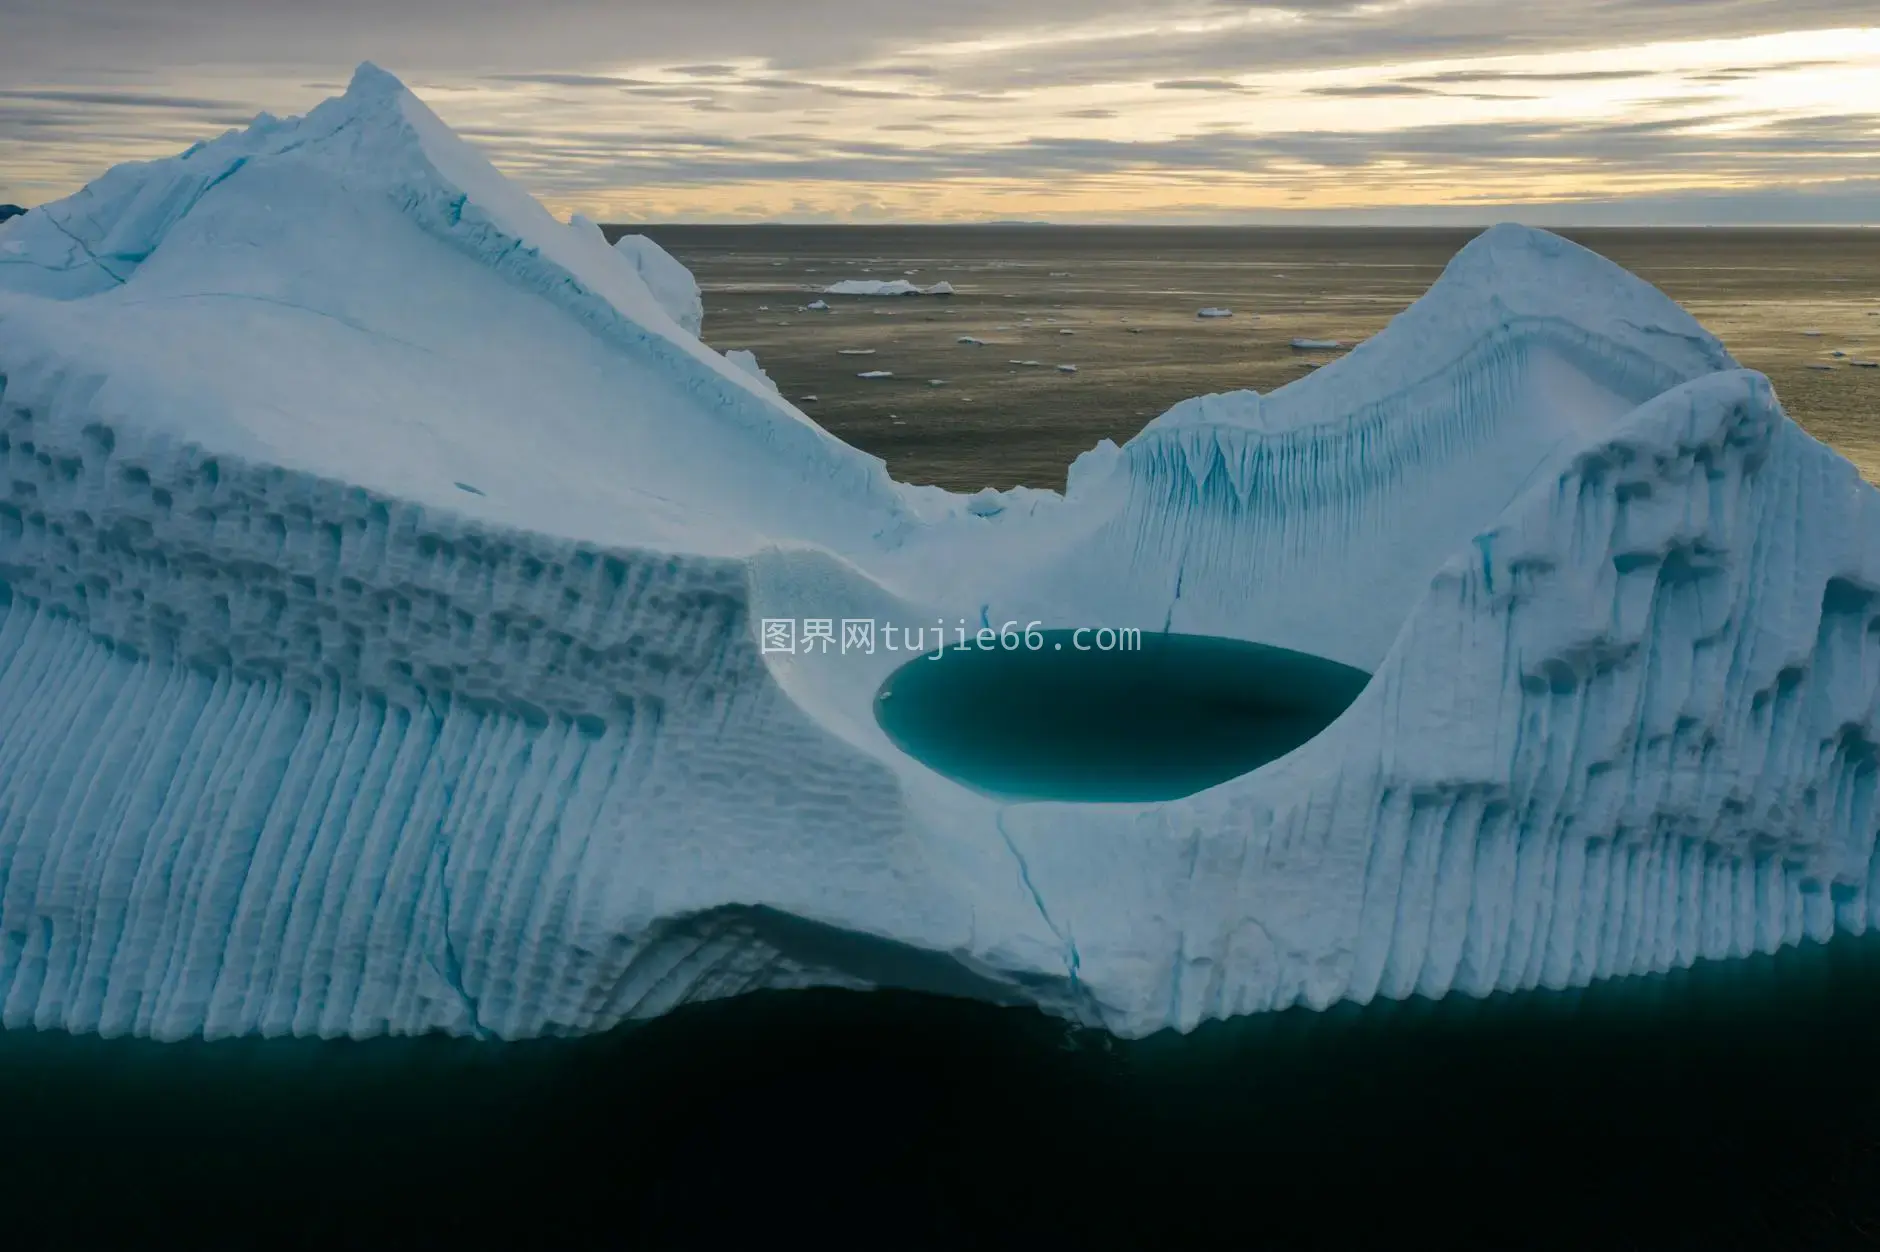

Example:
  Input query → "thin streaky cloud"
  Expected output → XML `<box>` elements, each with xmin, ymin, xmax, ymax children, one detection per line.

<box><xmin>0</xmin><ymin>0</ymin><xmax>1874</xmax><ymax>221</ymax></box>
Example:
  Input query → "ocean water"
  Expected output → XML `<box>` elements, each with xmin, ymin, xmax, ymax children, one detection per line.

<box><xmin>616</xmin><ymin>224</ymin><xmax>1880</xmax><ymax>490</ymax></box>
<box><xmin>5</xmin><ymin>228</ymin><xmax>1880</xmax><ymax>1246</ymax></box>
<box><xmin>7</xmin><ymin>939</ymin><xmax>1880</xmax><ymax>1246</ymax></box>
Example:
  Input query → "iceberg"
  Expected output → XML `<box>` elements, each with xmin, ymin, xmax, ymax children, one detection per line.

<box><xmin>1197</xmin><ymin>308</ymin><xmax>1233</xmax><ymax>319</ymax></box>
<box><xmin>0</xmin><ymin>65</ymin><xmax>1877</xmax><ymax>1046</ymax></box>
<box><xmin>824</xmin><ymin>279</ymin><xmax>950</xmax><ymax>297</ymax></box>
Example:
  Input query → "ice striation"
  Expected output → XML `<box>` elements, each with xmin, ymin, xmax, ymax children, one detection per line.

<box><xmin>0</xmin><ymin>66</ymin><xmax>1875</xmax><ymax>1042</ymax></box>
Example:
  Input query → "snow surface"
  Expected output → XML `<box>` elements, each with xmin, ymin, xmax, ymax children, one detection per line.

<box><xmin>1</xmin><ymin>65</ymin><xmax>1877</xmax><ymax>1043</ymax></box>
<box><xmin>611</xmin><ymin>233</ymin><xmax>703</xmax><ymax>337</ymax></box>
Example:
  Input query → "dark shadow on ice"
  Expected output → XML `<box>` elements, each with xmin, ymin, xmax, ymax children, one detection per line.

<box><xmin>872</xmin><ymin>630</ymin><xmax>1372</xmax><ymax>801</ymax></box>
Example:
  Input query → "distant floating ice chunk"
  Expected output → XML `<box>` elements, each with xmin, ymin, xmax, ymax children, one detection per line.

<box><xmin>1291</xmin><ymin>338</ymin><xmax>1342</xmax><ymax>350</ymax></box>
<box><xmin>1009</xmin><ymin>359</ymin><xmax>1042</xmax><ymax>366</ymax></box>
<box><xmin>807</xmin><ymin>299</ymin><xmax>829</xmax><ymax>310</ymax></box>
<box><xmin>825</xmin><ymin>278</ymin><xmax>952</xmax><ymax>296</ymax></box>
<box><xmin>1803</xmin><ymin>329</ymin><xmax>1824</xmax><ymax>336</ymax></box>
<box><xmin>858</xmin><ymin>369</ymin><xmax>893</xmax><ymax>378</ymax></box>
<box><xmin>1056</xmin><ymin>364</ymin><xmax>1077</xmax><ymax>373</ymax></box>
<box><xmin>1197</xmin><ymin>308</ymin><xmax>1233</xmax><ymax>318</ymax></box>
<box><xmin>838</xmin><ymin>348</ymin><xmax>876</xmax><ymax>355</ymax></box>
<box><xmin>828</xmin><ymin>279</ymin><xmax>921</xmax><ymax>295</ymax></box>
<box><xmin>957</xmin><ymin>336</ymin><xmax>984</xmax><ymax>345</ymax></box>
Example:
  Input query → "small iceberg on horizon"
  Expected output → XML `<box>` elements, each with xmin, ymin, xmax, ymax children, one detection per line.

<box><xmin>825</xmin><ymin>278</ymin><xmax>954</xmax><ymax>297</ymax></box>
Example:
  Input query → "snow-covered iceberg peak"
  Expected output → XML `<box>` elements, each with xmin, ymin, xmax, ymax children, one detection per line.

<box><xmin>0</xmin><ymin>63</ymin><xmax>817</xmax><ymax>422</ymax></box>
<box><xmin>1005</xmin><ymin>221</ymin><xmax>1747</xmax><ymax>671</ymax></box>
<box><xmin>0</xmin><ymin>63</ymin><xmax>927</xmax><ymax>555</ymax></box>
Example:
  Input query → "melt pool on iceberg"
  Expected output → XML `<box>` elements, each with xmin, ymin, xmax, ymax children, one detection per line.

<box><xmin>0</xmin><ymin>64</ymin><xmax>1876</xmax><ymax>1044</ymax></box>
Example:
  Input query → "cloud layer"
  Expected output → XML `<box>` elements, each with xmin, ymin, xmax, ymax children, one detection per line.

<box><xmin>0</xmin><ymin>0</ymin><xmax>1875</xmax><ymax>221</ymax></box>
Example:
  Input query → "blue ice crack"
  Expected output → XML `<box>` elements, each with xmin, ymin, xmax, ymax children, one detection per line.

<box><xmin>37</xmin><ymin>210</ymin><xmax>129</xmax><ymax>286</ymax></box>
<box><xmin>994</xmin><ymin>807</ymin><xmax>1081</xmax><ymax>991</ymax></box>
<box><xmin>428</xmin><ymin>840</ymin><xmax>490</xmax><ymax>1040</ymax></box>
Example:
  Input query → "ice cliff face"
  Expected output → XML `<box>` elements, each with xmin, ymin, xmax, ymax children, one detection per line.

<box><xmin>0</xmin><ymin>66</ymin><xmax>1874</xmax><ymax>1042</ymax></box>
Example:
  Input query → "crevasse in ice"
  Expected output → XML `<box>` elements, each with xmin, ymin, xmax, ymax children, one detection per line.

<box><xmin>0</xmin><ymin>65</ymin><xmax>1874</xmax><ymax>1042</ymax></box>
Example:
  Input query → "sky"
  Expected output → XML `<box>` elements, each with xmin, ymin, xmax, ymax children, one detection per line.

<box><xmin>1</xmin><ymin>0</ymin><xmax>1877</xmax><ymax>224</ymax></box>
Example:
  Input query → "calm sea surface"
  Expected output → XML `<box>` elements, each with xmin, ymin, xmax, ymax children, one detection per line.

<box><xmin>6</xmin><ymin>228</ymin><xmax>1880</xmax><ymax>1247</ymax></box>
<box><xmin>623</xmin><ymin>224</ymin><xmax>1880</xmax><ymax>490</ymax></box>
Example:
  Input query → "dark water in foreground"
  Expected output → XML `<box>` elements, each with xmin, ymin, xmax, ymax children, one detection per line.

<box><xmin>5</xmin><ymin>936</ymin><xmax>1880</xmax><ymax>1247</ymax></box>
